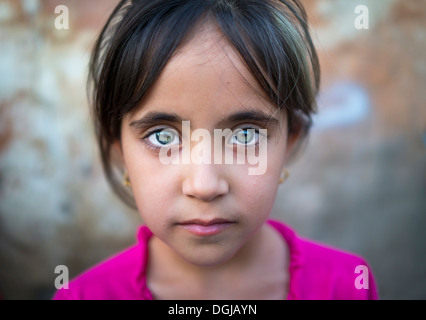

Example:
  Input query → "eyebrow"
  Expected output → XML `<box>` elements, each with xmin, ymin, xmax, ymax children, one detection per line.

<box><xmin>129</xmin><ymin>112</ymin><xmax>183</xmax><ymax>129</ymax></box>
<box><xmin>129</xmin><ymin>110</ymin><xmax>280</xmax><ymax>130</ymax></box>
<box><xmin>219</xmin><ymin>110</ymin><xmax>279</xmax><ymax>127</ymax></box>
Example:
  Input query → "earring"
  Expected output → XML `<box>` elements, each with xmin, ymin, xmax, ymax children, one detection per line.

<box><xmin>279</xmin><ymin>169</ymin><xmax>289</xmax><ymax>184</ymax></box>
<box><xmin>123</xmin><ymin>171</ymin><xmax>131</xmax><ymax>187</ymax></box>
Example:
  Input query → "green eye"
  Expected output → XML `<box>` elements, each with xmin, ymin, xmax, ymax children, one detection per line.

<box><xmin>147</xmin><ymin>129</ymin><xmax>179</xmax><ymax>147</ymax></box>
<box><xmin>156</xmin><ymin>131</ymin><xmax>173</xmax><ymax>145</ymax></box>
<box><xmin>231</xmin><ymin>128</ymin><xmax>258</xmax><ymax>145</ymax></box>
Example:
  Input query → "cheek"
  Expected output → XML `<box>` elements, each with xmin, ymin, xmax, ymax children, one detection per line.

<box><xmin>242</xmin><ymin>144</ymin><xmax>285</xmax><ymax>203</ymax></box>
<box><xmin>130</xmin><ymin>172</ymin><xmax>177</xmax><ymax>230</ymax></box>
<box><xmin>131</xmin><ymin>165</ymin><xmax>175</xmax><ymax>204</ymax></box>
<box><xmin>238</xmin><ymin>175</ymin><xmax>279</xmax><ymax>216</ymax></box>
<box><xmin>121</xmin><ymin>144</ymin><xmax>176</xmax><ymax>217</ymax></box>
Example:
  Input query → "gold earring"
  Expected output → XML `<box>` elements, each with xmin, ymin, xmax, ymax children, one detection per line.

<box><xmin>279</xmin><ymin>169</ymin><xmax>289</xmax><ymax>184</ymax></box>
<box><xmin>123</xmin><ymin>171</ymin><xmax>131</xmax><ymax>187</ymax></box>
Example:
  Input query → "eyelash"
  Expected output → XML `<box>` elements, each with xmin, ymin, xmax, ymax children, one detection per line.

<box><xmin>141</xmin><ymin>128</ymin><xmax>179</xmax><ymax>152</ymax></box>
<box><xmin>140</xmin><ymin>126</ymin><xmax>267</xmax><ymax>152</ymax></box>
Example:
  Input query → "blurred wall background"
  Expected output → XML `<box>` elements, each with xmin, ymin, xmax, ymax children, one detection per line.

<box><xmin>0</xmin><ymin>0</ymin><xmax>424</xmax><ymax>299</ymax></box>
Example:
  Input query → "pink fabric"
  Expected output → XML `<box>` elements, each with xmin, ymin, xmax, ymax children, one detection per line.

<box><xmin>53</xmin><ymin>220</ymin><xmax>378</xmax><ymax>300</ymax></box>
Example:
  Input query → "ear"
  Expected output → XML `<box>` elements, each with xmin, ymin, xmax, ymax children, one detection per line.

<box><xmin>284</xmin><ymin>129</ymin><xmax>302</xmax><ymax>162</ymax></box>
<box><xmin>112</xmin><ymin>139</ymin><xmax>127</xmax><ymax>170</ymax></box>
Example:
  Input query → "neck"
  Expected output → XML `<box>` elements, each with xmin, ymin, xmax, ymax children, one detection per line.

<box><xmin>147</xmin><ymin>223</ymin><xmax>289</xmax><ymax>299</ymax></box>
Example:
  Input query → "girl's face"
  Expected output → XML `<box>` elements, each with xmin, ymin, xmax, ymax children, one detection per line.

<box><xmin>119</xmin><ymin>27</ymin><xmax>295</xmax><ymax>267</ymax></box>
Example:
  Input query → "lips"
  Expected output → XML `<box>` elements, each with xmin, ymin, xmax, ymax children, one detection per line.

<box><xmin>178</xmin><ymin>218</ymin><xmax>235</xmax><ymax>236</ymax></box>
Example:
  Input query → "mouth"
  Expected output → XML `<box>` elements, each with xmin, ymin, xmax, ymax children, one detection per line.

<box><xmin>178</xmin><ymin>218</ymin><xmax>235</xmax><ymax>236</ymax></box>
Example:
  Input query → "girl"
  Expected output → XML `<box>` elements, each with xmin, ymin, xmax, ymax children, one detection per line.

<box><xmin>54</xmin><ymin>0</ymin><xmax>378</xmax><ymax>300</ymax></box>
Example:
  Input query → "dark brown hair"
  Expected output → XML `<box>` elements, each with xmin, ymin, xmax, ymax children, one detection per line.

<box><xmin>88</xmin><ymin>0</ymin><xmax>320</xmax><ymax>208</ymax></box>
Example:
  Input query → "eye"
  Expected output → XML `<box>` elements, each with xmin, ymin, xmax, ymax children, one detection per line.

<box><xmin>230</xmin><ymin>128</ymin><xmax>259</xmax><ymax>146</ymax></box>
<box><xmin>146</xmin><ymin>128</ymin><xmax>180</xmax><ymax>148</ymax></box>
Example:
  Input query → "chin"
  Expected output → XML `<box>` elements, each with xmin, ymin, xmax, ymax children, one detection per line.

<box><xmin>180</xmin><ymin>247</ymin><xmax>239</xmax><ymax>268</ymax></box>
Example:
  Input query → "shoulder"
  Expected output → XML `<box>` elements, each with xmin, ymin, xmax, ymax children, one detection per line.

<box><xmin>297</xmin><ymin>237</ymin><xmax>378</xmax><ymax>298</ymax></box>
<box><xmin>52</xmin><ymin>226</ymin><xmax>153</xmax><ymax>300</ymax></box>
<box><xmin>268</xmin><ymin>220</ymin><xmax>379</xmax><ymax>300</ymax></box>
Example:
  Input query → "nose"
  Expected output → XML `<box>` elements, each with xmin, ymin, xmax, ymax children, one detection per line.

<box><xmin>182</xmin><ymin>163</ymin><xmax>229</xmax><ymax>202</ymax></box>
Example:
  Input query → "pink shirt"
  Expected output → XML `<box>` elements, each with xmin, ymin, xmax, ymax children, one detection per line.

<box><xmin>53</xmin><ymin>220</ymin><xmax>378</xmax><ymax>300</ymax></box>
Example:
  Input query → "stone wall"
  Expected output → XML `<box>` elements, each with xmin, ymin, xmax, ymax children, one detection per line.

<box><xmin>0</xmin><ymin>0</ymin><xmax>425</xmax><ymax>299</ymax></box>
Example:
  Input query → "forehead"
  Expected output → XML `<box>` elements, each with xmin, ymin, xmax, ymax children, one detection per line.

<box><xmin>166</xmin><ymin>24</ymin><xmax>261</xmax><ymax>95</ymax></box>
<box><xmin>129</xmin><ymin>24</ymin><xmax>284</xmax><ymax>125</ymax></box>
<box><xmin>171</xmin><ymin>24</ymin><xmax>240</xmax><ymax>70</ymax></box>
